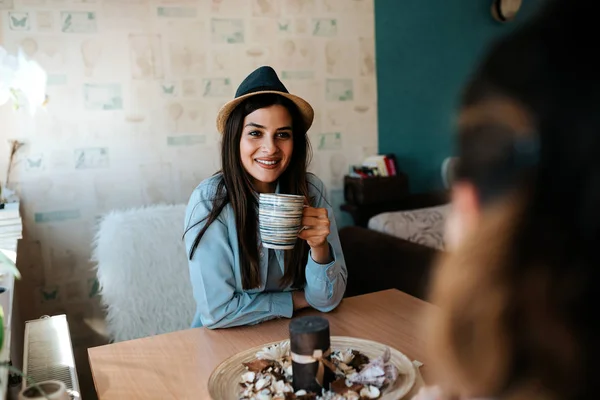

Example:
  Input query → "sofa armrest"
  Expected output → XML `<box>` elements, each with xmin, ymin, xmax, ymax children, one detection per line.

<box><xmin>339</xmin><ymin>226</ymin><xmax>438</xmax><ymax>300</ymax></box>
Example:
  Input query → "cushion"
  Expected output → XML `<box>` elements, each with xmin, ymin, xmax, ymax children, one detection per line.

<box><xmin>368</xmin><ymin>205</ymin><xmax>450</xmax><ymax>250</ymax></box>
<box><xmin>92</xmin><ymin>204</ymin><xmax>194</xmax><ymax>342</ymax></box>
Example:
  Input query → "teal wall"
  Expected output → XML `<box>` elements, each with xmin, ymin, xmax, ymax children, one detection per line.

<box><xmin>375</xmin><ymin>0</ymin><xmax>539</xmax><ymax>192</ymax></box>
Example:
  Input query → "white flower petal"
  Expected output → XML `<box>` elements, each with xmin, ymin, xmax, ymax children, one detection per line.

<box><xmin>256</xmin><ymin>340</ymin><xmax>290</xmax><ymax>361</ymax></box>
<box><xmin>0</xmin><ymin>46</ymin><xmax>46</xmax><ymax>112</ymax></box>
<box><xmin>359</xmin><ymin>385</ymin><xmax>380</xmax><ymax>399</ymax></box>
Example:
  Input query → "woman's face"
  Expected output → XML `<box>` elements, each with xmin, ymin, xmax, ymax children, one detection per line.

<box><xmin>240</xmin><ymin>104</ymin><xmax>294</xmax><ymax>193</ymax></box>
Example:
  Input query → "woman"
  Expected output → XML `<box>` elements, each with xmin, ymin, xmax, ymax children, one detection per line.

<box><xmin>183</xmin><ymin>66</ymin><xmax>347</xmax><ymax>329</ymax></box>
<box><xmin>415</xmin><ymin>1</ymin><xmax>599</xmax><ymax>399</ymax></box>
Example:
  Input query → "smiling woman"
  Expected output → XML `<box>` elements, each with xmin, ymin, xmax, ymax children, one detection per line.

<box><xmin>239</xmin><ymin>104</ymin><xmax>294</xmax><ymax>193</ymax></box>
<box><xmin>182</xmin><ymin>66</ymin><xmax>347</xmax><ymax>329</ymax></box>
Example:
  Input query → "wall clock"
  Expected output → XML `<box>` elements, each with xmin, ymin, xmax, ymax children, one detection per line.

<box><xmin>491</xmin><ymin>0</ymin><xmax>523</xmax><ymax>22</ymax></box>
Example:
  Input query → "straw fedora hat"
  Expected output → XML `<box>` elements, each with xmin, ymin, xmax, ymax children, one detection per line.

<box><xmin>216</xmin><ymin>66</ymin><xmax>314</xmax><ymax>134</ymax></box>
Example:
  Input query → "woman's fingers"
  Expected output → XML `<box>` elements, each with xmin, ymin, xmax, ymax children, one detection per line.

<box><xmin>298</xmin><ymin>223</ymin><xmax>330</xmax><ymax>240</ymax></box>
<box><xmin>298</xmin><ymin>226</ymin><xmax>330</xmax><ymax>236</ymax></box>
<box><xmin>299</xmin><ymin>207</ymin><xmax>331</xmax><ymax>247</ymax></box>
<box><xmin>298</xmin><ymin>230</ymin><xmax>329</xmax><ymax>247</ymax></box>
<box><xmin>301</xmin><ymin>216</ymin><xmax>330</xmax><ymax>228</ymax></box>
<box><xmin>302</xmin><ymin>207</ymin><xmax>328</xmax><ymax>218</ymax></box>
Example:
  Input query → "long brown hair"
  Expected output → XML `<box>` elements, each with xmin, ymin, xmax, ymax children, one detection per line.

<box><xmin>185</xmin><ymin>93</ymin><xmax>312</xmax><ymax>290</ymax></box>
<box><xmin>427</xmin><ymin>1</ymin><xmax>600</xmax><ymax>399</ymax></box>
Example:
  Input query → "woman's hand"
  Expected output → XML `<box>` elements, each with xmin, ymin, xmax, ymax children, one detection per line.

<box><xmin>298</xmin><ymin>206</ymin><xmax>332</xmax><ymax>264</ymax></box>
<box><xmin>292</xmin><ymin>291</ymin><xmax>310</xmax><ymax>311</ymax></box>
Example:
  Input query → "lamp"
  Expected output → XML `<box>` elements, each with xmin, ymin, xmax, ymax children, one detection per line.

<box><xmin>441</xmin><ymin>157</ymin><xmax>459</xmax><ymax>189</ymax></box>
<box><xmin>491</xmin><ymin>0</ymin><xmax>523</xmax><ymax>23</ymax></box>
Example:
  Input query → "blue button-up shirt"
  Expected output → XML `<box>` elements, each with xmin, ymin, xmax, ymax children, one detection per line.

<box><xmin>184</xmin><ymin>173</ymin><xmax>347</xmax><ymax>329</ymax></box>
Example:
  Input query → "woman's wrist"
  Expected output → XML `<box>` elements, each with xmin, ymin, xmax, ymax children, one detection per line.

<box><xmin>310</xmin><ymin>242</ymin><xmax>332</xmax><ymax>264</ymax></box>
<box><xmin>292</xmin><ymin>291</ymin><xmax>310</xmax><ymax>311</ymax></box>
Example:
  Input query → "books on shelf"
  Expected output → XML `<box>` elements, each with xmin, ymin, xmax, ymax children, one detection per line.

<box><xmin>0</xmin><ymin>240</ymin><xmax>18</xmax><ymax>253</ymax></box>
<box><xmin>350</xmin><ymin>154</ymin><xmax>399</xmax><ymax>178</ymax></box>
<box><xmin>0</xmin><ymin>202</ymin><xmax>22</xmax><ymax>251</ymax></box>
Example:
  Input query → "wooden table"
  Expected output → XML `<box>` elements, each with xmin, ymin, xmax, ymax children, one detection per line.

<box><xmin>88</xmin><ymin>289</ymin><xmax>433</xmax><ymax>399</ymax></box>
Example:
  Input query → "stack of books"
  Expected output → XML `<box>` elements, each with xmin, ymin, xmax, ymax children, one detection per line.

<box><xmin>349</xmin><ymin>154</ymin><xmax>399</xmax><ymax>178</ymax></box>
<box><xmin>0</xmin><ymin>202</ymin><xmax>22</xmax><ymax>252</ymax></box>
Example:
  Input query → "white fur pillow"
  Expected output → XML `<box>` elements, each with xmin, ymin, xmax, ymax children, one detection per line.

<box><xmin>92</xmin><ymin>204</ymin><xmax>194</xmax><ymax>342</ymax></box>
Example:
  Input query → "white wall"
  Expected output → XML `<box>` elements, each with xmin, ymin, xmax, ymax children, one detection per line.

<box><xmin>0</xmin><ymin>0</ymin><xmax>377</xmax><ymax>344</ymax></box>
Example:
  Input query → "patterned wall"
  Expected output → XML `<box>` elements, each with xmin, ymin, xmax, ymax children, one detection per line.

<box><xmin>0</xmin><ymin>0</ymin><xmax>377</xmax><ymax>347</ymax></box>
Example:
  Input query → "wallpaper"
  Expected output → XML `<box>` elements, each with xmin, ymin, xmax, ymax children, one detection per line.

<box><xmin>0</xmin><ymin>0</ymin><xmax>377</xmax><ymax>357</ymax></box>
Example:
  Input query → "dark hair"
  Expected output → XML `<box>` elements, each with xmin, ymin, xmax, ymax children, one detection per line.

<box><xmin>429</xmin><ymin>1</ymin><xmax>600</xmax><ymax>399</ymax></box>
<box><xmin>186</xmin><ymin>93</ymin><xmax>312</xmax><ymax>290</ymax></box>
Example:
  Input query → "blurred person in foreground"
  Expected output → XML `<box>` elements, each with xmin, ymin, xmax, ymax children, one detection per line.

<box><xmin>414</xmin><ymin>1</ymin><xmax>599</xmax><ymax>399</ymax></box>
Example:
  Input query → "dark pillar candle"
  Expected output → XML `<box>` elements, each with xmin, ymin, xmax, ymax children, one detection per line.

<box><xmin>289</xmin><ymin>316</ymin><xmax>335</xmax><ymax>393</ymax></box>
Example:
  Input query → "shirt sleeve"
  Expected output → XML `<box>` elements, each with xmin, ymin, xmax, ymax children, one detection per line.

<box><xmin>184</xmin><ymin>185</ymin><xmax>293</xmax><ymax>329</ymax></box>
<box><xmin>303</xmin><ymin>178</ymin><xmax>348</xmax><ymax>312</ymax></box>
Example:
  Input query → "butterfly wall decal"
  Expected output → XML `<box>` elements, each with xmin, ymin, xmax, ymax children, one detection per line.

<box><xmin>10</xmin><ymin>13</ymin><xmax>28</xmax><ymax>29</ymax></box>
<box><xmin>41</xmin><ymin>287</ymin><xmax>59</xmax><ymax>302</ymax></box>
<box><xmin>27</xmin><ymin>158</ymin><xmax>43</xmax><ymax>168</ymax></box>
<box><xmin>162</xmin><ymin>84</ymin><xmax>175</xmax><ymax>94</ymax></box>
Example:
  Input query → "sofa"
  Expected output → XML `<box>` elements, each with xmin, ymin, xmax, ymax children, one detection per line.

<box><xmin>338</xmin><ymin>191</ymin><xmax>450</xmax><ymax>300</ymax></box>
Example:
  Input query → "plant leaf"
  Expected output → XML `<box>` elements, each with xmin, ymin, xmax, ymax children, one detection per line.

<box><xmin>0</xmin><ymin>250</ymin><xmax>21</xmax><ymax>279</ymax></box>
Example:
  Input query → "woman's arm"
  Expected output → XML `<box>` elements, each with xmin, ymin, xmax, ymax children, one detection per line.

<box><xmin>301</xmin><ymin>177</ymin><xmax>348</xmax><ymax>312</ymax></box>
<box><xmin>292</xmin><ymin>290</ymin><xmax>310</xmax><ymax>311</ymax></box>
<box><xmin>184</xmin><ymin>184</ymin><xmax>294</xmax><ymax>329</ymax></box>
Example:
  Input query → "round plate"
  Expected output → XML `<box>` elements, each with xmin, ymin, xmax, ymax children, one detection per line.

<box><xmin>208</xmin><ymin>336</ymin><xmax>416</xmax><ymax>400</ymax></box>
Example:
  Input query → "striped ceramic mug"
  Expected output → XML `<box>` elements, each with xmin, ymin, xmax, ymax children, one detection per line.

<box><xmin>258</xmin><ymin>193</ymin><xmax>304</xmax><ymax>250</ymax></box>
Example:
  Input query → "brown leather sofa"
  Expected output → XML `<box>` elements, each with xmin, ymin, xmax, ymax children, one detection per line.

<box><xmin>338</xmin><ymin>191</ymin><xmax>449</xmax><ymax>300</ymax></box>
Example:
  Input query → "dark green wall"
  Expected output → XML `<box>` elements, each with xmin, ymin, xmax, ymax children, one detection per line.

<box><xmin>375</xmin><ymin>0</ymin><xmax>539</xmax><ymax>192</ymax></box>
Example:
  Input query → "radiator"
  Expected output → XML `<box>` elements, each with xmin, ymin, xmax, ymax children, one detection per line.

<box><xmin>22</xmin><ymin>315</ymin><xmax>81</xmax><ymax>399</ymax></box>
